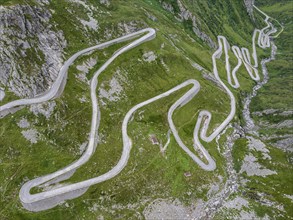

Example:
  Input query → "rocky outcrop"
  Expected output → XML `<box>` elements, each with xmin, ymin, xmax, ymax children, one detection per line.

<box><xmin>159</xmin><ymin>0</ymin><xmax>216</xmax><ymax>49</ymax></box>
<box><xmin>273</xmin><ymin>137</ymin><xmax>293</xmax><ymax>152</ymax></box>
<box><xmin>0</xmin><ymin>4</ymin><xmax>66</xmax><ymax>98</ymax></box>
<box><xmin>244</xmin><ymin>0</ymin><xmax>255</xmax><ymax>19</ymax></box>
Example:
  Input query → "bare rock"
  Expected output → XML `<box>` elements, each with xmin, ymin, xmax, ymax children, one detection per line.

<box><xmin>0</xmin><ymin>5</ymin><xmax>66</xmax><ymax>98</ymax></box>
<box><xmin>143</xmin><ymin>51</ymin><xmax>157</xmax><ymax>63</ymax></box>
<box><xmin>273</xmin><ymin>137</ymin><xmax>293</xmax><ymax>152</ymax></box>
<box><xmin>223</xmin><ymin>197</ymin><xmax>249</xmax><ymax>210</ymax></box>
<box><xmin>160</xmin><ymin>1</ymin><xmax>174</xmax><ymax>13</ymax></box>
<box><xmin>244</xmin><ymin>0</ymin><xmax>255</xmax><ymax>19</ymax></box>
<box><xmin>240</xmin><ymin>154</ymin><xmax>277</xmax><ymax>177</ymax></box>
<box><xmin>143</xmin><ymin>199</ymin><xmax>190</xmax><ymax>220</ymax></box>
<box><xmin>21</xmin><ymin>129</ymin><xmax>39</xmax><ymax>144</ymax></box>
<box><xmin>30</xmin><ymin>100</ymin><xmax>56</xmax><ymax>119</ymax></box>
<box><xmin>17</xmin><ymin>118</ymin><xmax>30</xmax><ymax>128</ymax></box>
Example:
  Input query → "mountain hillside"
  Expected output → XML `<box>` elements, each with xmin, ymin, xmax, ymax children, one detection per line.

<box><xmin>0</xmin><ymin>0</ymin><xmax>292</xmax><ymax>219</ymax></box>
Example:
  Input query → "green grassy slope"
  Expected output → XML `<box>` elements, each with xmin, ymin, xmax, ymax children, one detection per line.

<box><xmin>251</xmin><ymin>1</ymin><xmax>293</xmax><ymax>132</ymax></box>
<box><xmin>0</xmin><ymin>0</ymin><xmax>291</xmax><ymax>219</ymax></box>
<box><xmin>215</xmin><ymin>1</ymin><xmax>293</xmax><ymax>219</ymax></box>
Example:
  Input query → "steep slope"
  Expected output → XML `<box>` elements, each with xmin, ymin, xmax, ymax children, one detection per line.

<box><xmin>0</xmin><ymin>0</ymin><xmax>291</xmax><ymax>219</ymax></box>
<box><xmin>214</xmin><ymin>1</ymin><xmax>293</xmax><ymax>219</ymax></box>
<box><xmin>251</xmin><ymin>1</ymin><xmax>293</xmax><ymax>150</ymax></box>
<box><xmin>0</xmin><ymin>4</ymin><xmax>66</xmax><ymax>99</ymax></box>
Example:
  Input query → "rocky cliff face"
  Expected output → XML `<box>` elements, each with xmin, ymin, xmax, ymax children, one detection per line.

<box><xmin>0</xmin><ymin>4</ymin><xmax>66</xmax><ymax>98</ymax></box>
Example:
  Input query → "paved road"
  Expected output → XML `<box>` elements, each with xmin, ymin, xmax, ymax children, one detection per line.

<box><xmin>0</xmin><ymin>6</ymin><xmax>282</xmax><ymax>212</ymax></box>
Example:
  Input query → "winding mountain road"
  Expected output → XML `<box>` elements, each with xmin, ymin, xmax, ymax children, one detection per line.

<box><xmin>0</xmin><ymin>5</ymin><xmax>282</xmax><ymax>212</ymax></box>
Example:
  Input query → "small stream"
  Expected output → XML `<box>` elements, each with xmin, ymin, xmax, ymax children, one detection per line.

<box><xmin>199</xmin><ymin>39</ymin><xmax>278</xmax><ymax>219</ymax></box>
<box><xmin>243</xmin><ymin>42</ymin><xmax>277</xmax><ymax>133</ymax></box>
<box><xmin>198</xmin><ymin>124</ymin><xmax>244</xmax><ymax>219</ymax></box>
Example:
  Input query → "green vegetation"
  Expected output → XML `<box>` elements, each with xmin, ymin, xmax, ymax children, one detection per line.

<box><xmin>232</xmin><ymin>138</ymin><xmax>249</xmax><ymax>173</ymax></box>
<box><xmin>250</xmin><ymin>1</ymin><xmax>293</xmax><ymax>141</ymax></box>
<box><xmin>0</xmin><ymin>0</ymin><xmax>292</xmax><ymax>219</ymax></box>
<box><xmin>224</xmin><ymin>1</ymin><xmax>293</xmax><ymax>219</ymax></box>
<box><xmin>251</xmin><ymin>1</ymin><xmax>293</xmax><ymax>114</ymax></box>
